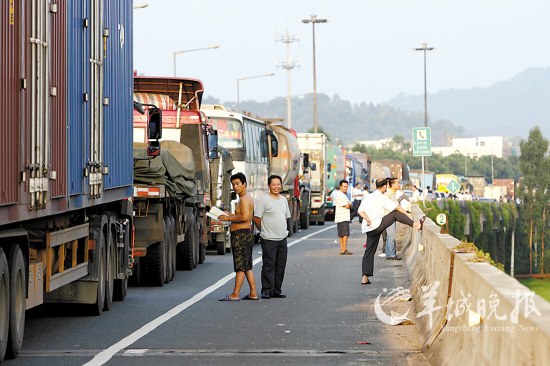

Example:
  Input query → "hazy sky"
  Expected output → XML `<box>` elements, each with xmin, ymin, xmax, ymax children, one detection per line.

<box><xmin>133</xmin><ymin>0</ymin><xmax>550</xmax><ymax>105</ymax></box>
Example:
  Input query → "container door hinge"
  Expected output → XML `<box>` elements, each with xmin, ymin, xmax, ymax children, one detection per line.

<box><xmin>21</xmin><ymin>78</ymin><xmax>27</xmax><ymax>89</ymax></box>
<box><xmin>50</xmin><ymin>3</ymin><xmax>58</xmax><ymax>13</ymax></box>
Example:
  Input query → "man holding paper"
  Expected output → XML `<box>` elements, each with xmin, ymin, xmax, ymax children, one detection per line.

<box><xmin>218</xmin><ymin>172</ymin><xmax>258</xmax><ymax>301</ymax></box>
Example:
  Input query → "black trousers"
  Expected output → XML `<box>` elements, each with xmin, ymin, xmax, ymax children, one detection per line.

<box><xmin>261</xmin><ymin>238</ymin><xmax>288</xmax><ymax>295</ymax></box>
<box><xmin>361</xmin><ymin>211</ymin><xmax>414</xmax><ymax>276</ymax></box>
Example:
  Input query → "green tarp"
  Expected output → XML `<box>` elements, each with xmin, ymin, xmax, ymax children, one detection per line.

<box><xmin>133</xmin><ymin>141</ymin><xmax>197</xmax><ymax>198</ymax></box>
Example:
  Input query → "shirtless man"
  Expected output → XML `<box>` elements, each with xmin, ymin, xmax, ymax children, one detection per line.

<box><xmin>218</xmin><ymin>172</ymin><xmax>258</xmax><ymax>301</ymax></box>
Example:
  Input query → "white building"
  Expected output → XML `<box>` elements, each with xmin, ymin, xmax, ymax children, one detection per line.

<box><xmin>432</xmin><ymin>136</ymin><xmax>511</xmax><ymax>159</ymax></box>
<box><xmin>354</xmin><ymin>137</ymin><xmax>394</xmax><ymax>150</ymax></box>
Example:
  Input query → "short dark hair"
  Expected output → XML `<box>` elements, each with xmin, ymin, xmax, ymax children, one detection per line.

<box><xmin>268</xmin><ymin>175</ymin><xmax>282</xmax><ymax>185</ymax></box>
<box><xmin>339</xmin><ymin>180</ymin><xmax>348</xmax><ymax>187</ymax></box>
<box><xmin>388</xmin><ymin>177</ymin><xmax>398</xmax><ymax>186</ymax></box>
<box><xmin>230</xmin><ymin>172</ymin><xmax>246</xmax><ymax>185</ymax></box>
<box><xmin>375</xmin><ymin>178</ymin><xmax>388</xmax><ymax>188</ymax></box>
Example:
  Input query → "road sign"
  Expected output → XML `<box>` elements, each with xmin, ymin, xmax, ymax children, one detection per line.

<box><xmin>436</xmin><ymin>213</ymin><xmax>447</xmax><ymax>226</ymax></box>
<box><xmin>446</xmin><ymin>180</ymin><xmax>461</xmax><ymax>195</ymax></box>
<box><xmin>412</xmin><ymin>127</ymin><xmax>432</xmax><ymax>156</ymax></box>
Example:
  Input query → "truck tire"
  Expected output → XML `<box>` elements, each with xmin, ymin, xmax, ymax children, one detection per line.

<box><xmin>216</xmin><ymin>240</ymin><xmax>225</xmax><ymax>255</ymax></box>
<box><xmin>113</xmin><ymin>223</ymin><xmax>128</xmax><ymax>301</ymax></box>
<box><xmin>180</xmin><ymin>219</ymin><xmax>197</xmax><ymax>271</ymax></box>
<box><xmin>167</xmin><ymin>217</ymin><xmax>176</xmax><ymax>281</ymax></box>
<box><xmin>287</xmin><ymin>217</ymin><xmax>294</xmax><ymax>237</ymax></box>
<box><xmin>92</xmin><ymin>242</ymin><xmax>106</xmax><ymax>316</ymax></box>
<box><xmin>6</xmin><ymin>245</ymin><xmax>25</xmax><ymax>359</ymax></box>
<box><xmin>0</xmin><ymin>249</ymin><xmax>10</xmax><ymax>362</ymax></box>
<box><xmin>199</xmin><ymin>243</ymin><xmax>206</xmax><ymax>264</ymax></box>
<box><xmin>104</xmin><ymin>231</ymin><xmax>114</xmax><ymax>311</ymax></box>
<box><xmin>146</xmin><ymin>241</ymin><xmax>166</xmax><ymax>287</ymax></box>
<box><xmin>163</xmin><ymin>219</ymin><xmax>172</xmax><ymax>283</ymax></box>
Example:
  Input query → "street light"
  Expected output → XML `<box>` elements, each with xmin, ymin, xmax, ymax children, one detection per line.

<box><xmin>414</xmin><ymin>43</ymin><xmax>435</xmax><ymax>127</ymax></box>
<box><xmin>302</xmin><ymin>15</ymin><xmax>327</xmax><ymax>133</ymax></box>
<box><xmin>236</xmin><ymin>73</ymin><xmax>275</xmax><ymax>111</ymax></box>
<box><xmin>414</xmin><ymin>43</ymin><xmax>434</xmax><ymax>174</ymax></box>
<box><xmin>173</xmin><ymin>45</ymin><xmax>220</xmax><ymax>77</ymax></box>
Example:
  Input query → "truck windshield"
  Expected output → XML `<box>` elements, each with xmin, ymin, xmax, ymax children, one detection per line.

<box><xmin>207</xmin><ymin>117</ymin><xmax>243</xmax><ymax>149</ymax></box>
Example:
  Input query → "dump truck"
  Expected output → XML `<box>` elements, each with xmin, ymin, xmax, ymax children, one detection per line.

<box><xmin>0</xmin><ymin>2</ymin><xmax>133</xmax><ymax>361</ymax></box>
<box><xmin>132</xmin><ymin>77</ymin><xmax>220</xmax><ymax>283</ymax></box>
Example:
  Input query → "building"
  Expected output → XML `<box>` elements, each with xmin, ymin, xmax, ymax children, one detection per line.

<box><xmin>432</xmin><ymin>136</ymin><xmax>511</xmax><ymax>159</ymax></box>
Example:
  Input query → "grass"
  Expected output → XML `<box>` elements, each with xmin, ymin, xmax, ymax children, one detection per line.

<box><xmin>519</xmin><ymin>278</ymin><xmax>550</xmax><ymax>303</ymax></box>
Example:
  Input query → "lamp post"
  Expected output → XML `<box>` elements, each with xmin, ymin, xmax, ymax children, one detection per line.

<box><xmin>414</xmin><ymin>43</ymin><xmax>434</xmax><ymax>175</ymax></box>
<box><xmin>302</xmin><ymin>15</ymin><xmax>327</xmax><ymax>133</ymax></box>
<box><xmin>173</xmin><ymin>45</ymin><xmax>219</xmax><ymax>77</ymax></box>
<box><xmin>236</xmin><ymin>73</ymin><xmax>275</xmax><ymax>111</ymax></box>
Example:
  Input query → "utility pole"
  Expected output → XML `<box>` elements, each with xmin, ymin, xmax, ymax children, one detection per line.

<box><xmin>277</xmin><ymin>32</ymin><xmax>299</xmax><ymax>129</ymax></box>
<box><xmin>414</xmin><ymin>43</ymin><xmax>435</xmax><ymax>172</ymax></box>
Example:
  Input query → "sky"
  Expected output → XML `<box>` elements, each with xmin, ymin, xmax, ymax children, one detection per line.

<box><xmin>133</xmin><ymin>0</ymin><xmax>550</xmax><ymax>105</ymax></box>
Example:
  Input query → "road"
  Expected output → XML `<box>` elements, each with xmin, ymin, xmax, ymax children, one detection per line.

<box><xmin>8</xmin><ymin>222</ymin><xmax>429</xmax><ymax>366</ymax></box>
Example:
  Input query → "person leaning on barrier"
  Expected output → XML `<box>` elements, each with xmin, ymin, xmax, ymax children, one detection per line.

<box><xmin>357</xmin><ymin>178</ymin><xmax>426</xmax><ymax>285</ymax></box>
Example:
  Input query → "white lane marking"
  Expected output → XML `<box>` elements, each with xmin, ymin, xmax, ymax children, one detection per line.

<box><xmin>83</xmin><ymin>225</ymin><xmax>335</xmax><ymax>366</ymax></box>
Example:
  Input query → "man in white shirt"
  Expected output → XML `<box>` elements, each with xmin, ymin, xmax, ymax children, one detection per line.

<box><xmin>357</xmin><ymin>178</ymin><xmax>425</xmax><ymax>285</ymax></box>
<box><xmin>331</xmin><ymin>180</ymin><xmax>353</xmax><ymax>255</ymax></box>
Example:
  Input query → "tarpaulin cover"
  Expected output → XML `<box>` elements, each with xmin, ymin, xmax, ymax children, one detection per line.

<box><xmin>133</xmin><ymin>140</ymin><xmax>197</xmax><ymax>198</ymax></box>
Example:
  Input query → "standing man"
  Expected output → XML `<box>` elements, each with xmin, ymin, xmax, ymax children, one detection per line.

<box><xmin>357</xmin><ymin>178</ymin><xmax>424</xmax><ymax>285</ymax></box>
<box><xmin>218</xmin><ymin>172</ymin><xmax>258</xmax><ymax>301</ymax></box>
<box><xmin>331</xmin><ymin>180</ymin><xmax>353</xmax><ymax>255</ymax></box>
<box><xmin>254</xmin><ymin>175</ymin><xmax>291</xmax><ymax>299</ymax></box>
<box><xmin>384</xmin><ymin>178</ymin><xmax>401</xmax><ymax>260</ymax></box>
<box><xmin>351</xmin><ymin>183</ymin><xmax>364</xmax><ymax>222</ymax></box>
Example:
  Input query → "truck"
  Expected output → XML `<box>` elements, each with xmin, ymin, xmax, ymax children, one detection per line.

<box><xmin>266</xmin><ymin>123</ymin><xmax>302</xmax><ymax>235</ymax></box>
<box><xmin>297</xmin><ymin>133</ymin><xmax>328</xmax><ymax>225</ymax></box>
<box><xmin>0</xmin><ymin>2</ymin><xmax>133</xmax><ymax>361</ymax></box>
<box><xmin>409</xmin><ymin>170</ymin><xmax>435</xmax><ymax>191</ymax></box>
<box><xmin>324</xmin><ymin>144</ymin><xmax>347</xmax><ymax>221</ymax></box>
<box><xmin>132</xmin><ymin>77</ymin><xmax>221</xmax><ymax>281</ymax></box>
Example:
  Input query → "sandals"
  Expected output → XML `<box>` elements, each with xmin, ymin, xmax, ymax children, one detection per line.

<box><xmin>340</xmin><ymin>250</ymin><xmax>353</xmax><ymax>255</ymax></box>
<box><xmin>219</xmin><ymin>295</ymin><xmax>240</xmax><ymax>301</ymax></box>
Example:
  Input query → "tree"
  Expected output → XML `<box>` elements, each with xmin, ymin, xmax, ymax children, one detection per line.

<box><xmin>519</xmin><ymin>127</ymin><xmax>550</xmax><ymax>274</ymax></box>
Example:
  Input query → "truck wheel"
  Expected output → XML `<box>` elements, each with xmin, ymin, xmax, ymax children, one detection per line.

<box><xmin>104</xmin><ymin>232</ymin><xmax>114</xmax><ymax>311</ymax></box>
<box><xmin>0</xmin><ymin>249</ymin><xmax>10</xmax><ymax>362</ymax></box>
<box><xmin>287</xmin><ymin>217</ymin><xmax>294</xmax><ymax>237</ymax></box>
<box><xmin>163</xmin><ymin>219</ymin><xmax>172</xmax><ymax>283</ymax></box>
<box><xmin>6</xmin><ymin>246</ymin><xmax>25</xmax><ymax>359</ymax></box>
<box><xmin>216</xmin><ymin>240</ymin><xmax>225</xmax><ymax>255</ymax></box>
<box><xmin>199</xmin><ymin>244</ymin><xmax>206</xmax><ymax>264</ymax></box>
<box><xmin>92</xmin><ymin>242</ymin><xmax>106</xmax><ymax>316</ymax></box>
<box><xmin>146</xmin><ymin>241</ymin><xmax>166</xmax><ymax>287</ymax></box>
<box><xmin>181</xmin><ymin>220</ymin><xmax>197</xmax><ymax>270</ymax></box>
<box><xmin>192</xmin><ymin>222</ymin><xmax>199</xmax><ymax>269</ymax></box>
<box><xmin>167</xmin><ymin>217</ymin><xmax>176</xmax><ymax>281</ymax></box>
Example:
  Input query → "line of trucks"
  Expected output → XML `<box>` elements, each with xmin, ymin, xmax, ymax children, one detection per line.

<box><xmin>0</xmin><ymin>3</ymin><xmax>333</xmax><ymax>361</ymax></box>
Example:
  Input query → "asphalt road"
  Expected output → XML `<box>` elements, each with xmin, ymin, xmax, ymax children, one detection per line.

<box><xmin>8</xmin><ymin>221</ymin><xmax>429</xmax><ymax>366</ymax></box>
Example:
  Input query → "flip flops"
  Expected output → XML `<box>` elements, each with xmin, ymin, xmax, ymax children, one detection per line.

<box><xmin>241</xmin><ymin>294</ymin><xmax>259</xmax><ymax>300</ymax></box>
<box><xmin>219</xmin><ymin>295</ymin><xmax>240</xmax><ymax>301</ymax></box>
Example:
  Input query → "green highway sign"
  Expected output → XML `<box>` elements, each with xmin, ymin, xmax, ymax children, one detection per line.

<box><xmin>446</xmin><ymin>180</ymin><xmax>461</xmax><ymax>195</ymax></box>
<box><xmin>412</xmin><ymin>127</ymin><xmax>432</xmax><ymax>156</ymax></box>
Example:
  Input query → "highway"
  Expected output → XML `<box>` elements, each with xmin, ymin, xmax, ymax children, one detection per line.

<box><xmin>9</xmin><ymin>222</ymin><xmax>428</xmax><ymax>366</ymax></box>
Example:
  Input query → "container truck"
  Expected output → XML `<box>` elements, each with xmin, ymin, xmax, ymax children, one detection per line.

<box><xmin>132</xmin><ymin>77</ymin><xmax>221</xmax><ymax>280</ymax></box>
<box><xmin>0</xmin><ymin>1</ymin><xmax>133</xmax><ymax>361</ymax></box>
<box><xmin>297</xmin><ymin>133</ymin><xmax>328</xmax><ymax>225</ymax></box>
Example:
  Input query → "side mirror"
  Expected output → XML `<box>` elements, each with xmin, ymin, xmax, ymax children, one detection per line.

<box><xmin>208</xmin><ymin>131</ymin><xmax>219</xmax><ymax>159</ymax></box>
<box><xmin>327</xmin><ymin>163</ymin><xmax>332</xmax><ymax>173</ymax></box>
<box><xmin>303</xmin><ymin>153</ymin><xmax>309</xmax><ymax>170</ymax></box>
<box><xmin>147</xmin><ymin>140</ymin><xmax>161</xmax><ymax>157</ymax></box>
<box><xmin>310</xmin><ymin>162</ymin><xmax>317</xmax><ymax>171</ymax></box>
<box><xmin>148</xmin><ymin>107</ymin><xmax>162</xmax><ymax>140</ymax></box>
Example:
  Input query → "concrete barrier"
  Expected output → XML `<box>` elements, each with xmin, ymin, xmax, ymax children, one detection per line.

<box><xmin>404</xmin><ymin>206</ymin><xmax>550</xmax><ymax>366</ymax></box>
